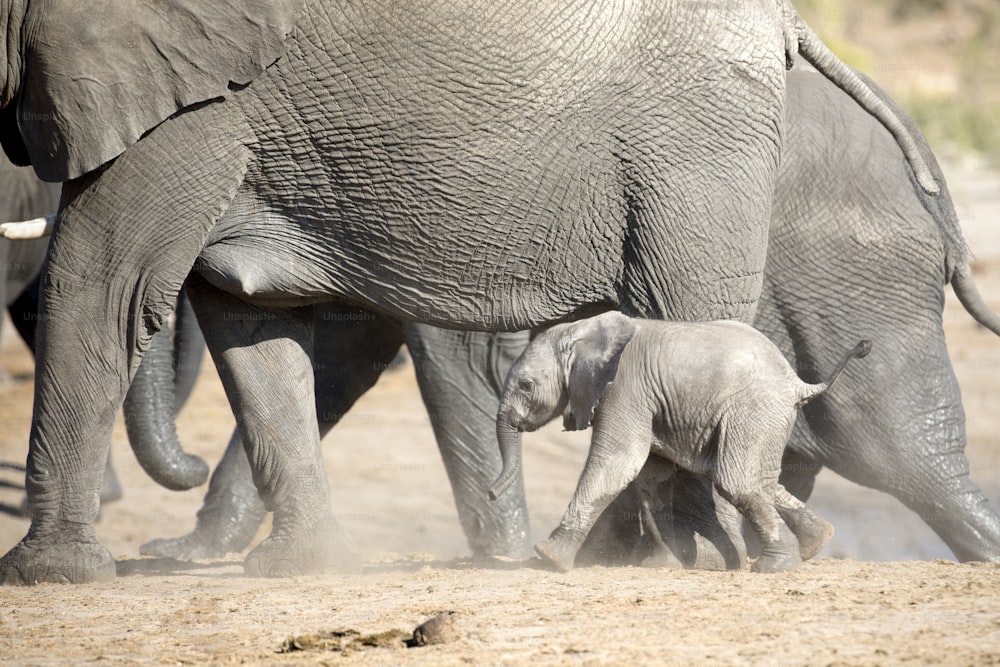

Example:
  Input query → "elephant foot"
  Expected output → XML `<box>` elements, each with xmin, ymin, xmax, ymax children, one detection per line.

<box><xmin>681</xmin><ymin>532</ymin><xmax>746</xmax><ymax>571</ymax></box>
<box><xmin>141</xmin><ymin>531</ymin><xmax>234</xmax><ymax>561</ymax></box>
<box><xmin>777</xmin><ymin>503</ymin><xmax>834</xmax><ymax>561</ymax></box>
<box><xmin>639</xmin><ymin>535</ymin><xmax>741</xmax><ymax>570</ymax></box>
<box><xmin>751</xmin><ymin>550</ymin><xmax>802</xmax><ymax>573</ymax></box>
<box><xmin>244</xmin><ymin>516</ymin><xmax>361</xmax><ymax>577</ymax></box>
<box><xmin>750</xmin><ymin>523</ymin><xmax>803</xmax><ymax>573</ymax></box>
<box><xmin>465</xmin><ymin>516</ymin><xmax>534</xmax><ymax>561</ymax></box>
<box><xmin>534</xmin><ymin>536</ymin><xmax>579</xmax><ymax>573</ymax></box>
<box><xmin>640</xmin><ymin>544</ymin><xmax>684</xmax><ymax>569</ymax></box>
<box><xmin>141</xmin><ymin>500</ymin><xmax>264</xmax><ymax>560</ymax></box>
<box><xmin>0</xmin><ymin>522</ymin><xmax>116</xmax><ymax>585</ymax></box>
<box><xmin>794</xmin><ymin>516</ymin><xmax>834</xmax><ymax>561</ymax></box>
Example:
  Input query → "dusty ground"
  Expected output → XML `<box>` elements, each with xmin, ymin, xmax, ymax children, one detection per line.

<box><xmin>1</xmin><ymin>159</ymin><xmax>999</xmax><ymax>665</ymax></box>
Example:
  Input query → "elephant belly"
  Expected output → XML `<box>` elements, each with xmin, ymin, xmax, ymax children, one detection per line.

<box><xmin>199</xmin><ymin>180</ymin><xmax>624</xmax><ymax>329</ymax></box>
<box><xmin>223</xmin><ymin>0</ymin><xmax>785</xmax><ymax>327</ymax></box>
<box><xmin>650</xmin><ymin>424</ymin><xmax>717</xmax><ymax>476</ymax></box>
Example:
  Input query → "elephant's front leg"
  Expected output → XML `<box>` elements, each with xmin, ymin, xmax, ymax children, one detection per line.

<box><xmin>405</xmin><ymin>325</ymin><xmax>533</xmax><ymax>560</ymax></box>
<box><xmin>537</xmin><ymin>421</ymin><xmax>652</xmax><ymax>572</ymax></box>
<box><xmin>185</xmin><ymin>276</ymin><xmax>359</xmax><ymax>577</ymax></box>
<box><xmin>0</xmin><ymin>104</ymin><xmax>253</xmax><ymax>586</ymax></box>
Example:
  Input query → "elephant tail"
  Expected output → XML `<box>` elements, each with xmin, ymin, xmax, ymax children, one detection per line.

<box><xmin>790</xmin><ymin>18</ymin><xmax>939</xmax><ymax>196</ymax></box>
<box><xmin>951</xmin><ymin>263</ymin><xmax>1000</xmax><ymax>337</ymax></box>
<box><xmin>796</xmin><ymin>340</ymin><xmax>873</xmax><ymax>407</ymax></box>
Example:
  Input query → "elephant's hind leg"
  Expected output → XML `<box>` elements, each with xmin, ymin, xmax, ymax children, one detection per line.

<box><xmin>185</xmin><ymin>275</ymin><xmax>359</xmax><ymax>577</ymax></box>
<box><xmin>714</xmin><ymin>427</ymin><xmax>801</xmax><ymax>572</ymax></box>
<box><xmin>802</xmin><ymin>337</ymin><xmax>1000</xmax><ymax>562</ymax></box>
<box><xmin>716</xmin><ymin>485</ymin><xmax>800</xmax><ymax>573</ymax></box>
<box><xmin>773</xmin><ymin>486</ymin><xmax>833</xmax><ymax>560</ymax></box>
<box><xmin>145</xmin><ymin>303</ymin><xmax>407</xmax><ymax>561</ymax></box>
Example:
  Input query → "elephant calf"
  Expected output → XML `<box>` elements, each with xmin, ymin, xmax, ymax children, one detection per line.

<box><xmin>489</xmin><ymin>312</ymin><xmax>870</xmax><ymax>572</ymax></box>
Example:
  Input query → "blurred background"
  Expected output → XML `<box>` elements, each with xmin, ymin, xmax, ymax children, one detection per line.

<box><xmin>798</xmin><ymin>0</ymin><xmax>999</xmax><ymax>163</ymax></box>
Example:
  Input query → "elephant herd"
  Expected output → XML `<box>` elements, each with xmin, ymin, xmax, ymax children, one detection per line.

<box><xmin>0</xmin><ymin>0</ymin><xmax>998</xmax><ymax>584</ymax></box>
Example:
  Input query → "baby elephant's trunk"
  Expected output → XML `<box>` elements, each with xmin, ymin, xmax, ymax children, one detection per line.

<box><xmin>488</xmin><ymin>417</ymin><xmax>523</xmax><ymax>501</ymax></box>
<box><xmin>796</xmin><ymin>339</ymin><xmax>872</xmax><ymax>407</ymax></box>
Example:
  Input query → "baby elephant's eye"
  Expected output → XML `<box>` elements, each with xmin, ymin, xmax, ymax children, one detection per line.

<box><xmin>519</xmin><ymin>378</ymin><xmax>534</xmax><ymax>391</ymax></box>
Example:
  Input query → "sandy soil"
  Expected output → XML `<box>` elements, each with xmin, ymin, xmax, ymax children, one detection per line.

<box><xmin>1</xmin><ymin>160</ymin><xmax>999</xmax><ymax>665</ymax></box>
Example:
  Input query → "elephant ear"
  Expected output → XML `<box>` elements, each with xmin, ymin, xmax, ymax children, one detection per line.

<box><xmin>564</xmin><ymin>312</ymin><xmax>639</xmax><ymax>431</ymax></box>
<box><xmin>17</xmin><ymin>0</ymin><xmax>305</xmax><ymax>182</ymax></box>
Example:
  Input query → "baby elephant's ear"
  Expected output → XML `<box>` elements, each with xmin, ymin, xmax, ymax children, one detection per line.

<box><xmin>17</xmin><ymin>0</ymin><xmax>304</xmax><ymax>181</ymax></box>
<box><xmin>565</xmin><ymin>313</ymin><xmax>639</xmax><ymax>431</ymax></box>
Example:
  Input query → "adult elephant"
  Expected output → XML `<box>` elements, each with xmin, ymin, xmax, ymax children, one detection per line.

<box><xmin>0</xmin><ymin>0</ymin><xmax>936</xmax><ymax>584</ymax></box>
<box><xmin>761</xmin><ymin>67</ymin><xmax>1000</xmax><ymax>563</ymax></box>
<box><xmin>143</xmin><ymin>67</ymin><xmax>1000</xmax><ymax>567</ymax></box>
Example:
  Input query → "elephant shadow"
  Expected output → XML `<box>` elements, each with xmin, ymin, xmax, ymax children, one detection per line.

<box><xmin>361</xmin><ymin>556</ymin><xmax>550</xmax><ymax>575</ymax></box>
<box><xmin>116</xmin><ymin>556</ymin><xmax>548</xmax><ymax>578</ymax></box>
<box><xmin>115</xmin><ymin>557</ymin><xmax>243</xmax><ymax>579</ymax></box>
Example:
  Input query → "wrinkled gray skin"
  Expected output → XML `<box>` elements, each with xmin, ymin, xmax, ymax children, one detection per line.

<box><xmin>0</xmin><ymin>156</ymin><xmax>125</xmax><ymax>503</ymax></box>
<box><xmin>0</xmin><ymin>0</ymin><xmax>938</xmax><ymax>584</ymax></box>
<box><xmin>490</xmin><ymin>312</ymin><xmax>870</xmax><ymax>573</ymax></box>
<box><xmin>141</xmin><ymin>68</ymin><xmax>1000</xmax><ymax>568</ymax></box>
<box><xmin>585</xmin><ymin>68</ymin><xmax>1000</xmax><ymax>569</ymax></box>
<box><xmin>0</xmin><ymin>154</ymin><xmax>209</xmax><ymax>499</ymax></box>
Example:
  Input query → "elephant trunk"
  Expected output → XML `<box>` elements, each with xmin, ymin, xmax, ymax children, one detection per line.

<box><xmin>488</xmin><ymin>414</ymin><xmax>523</xmax><ymax>501</ymax></box>
<box><xmin>122</xmin><ymin>296</ymin><xmax>209</xmax><ymax>491</ymax></box>
<box><xmin>171</xmin><ymin>293</ymin><xmax>205</xmax><ymax>410</ymax></box>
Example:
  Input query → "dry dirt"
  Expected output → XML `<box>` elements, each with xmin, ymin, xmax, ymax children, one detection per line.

<box><xmin>1</xmin><ymin>160</ymin><xmax>999</xmax><ymax>665</ymax></box>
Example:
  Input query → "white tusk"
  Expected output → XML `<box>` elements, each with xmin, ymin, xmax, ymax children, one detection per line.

<box><xmin>0</xmin><ymin>214</ymin><xmax>57</xmax><ymax>239</ymax></box>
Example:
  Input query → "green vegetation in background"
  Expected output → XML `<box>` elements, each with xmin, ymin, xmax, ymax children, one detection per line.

<box><xmin>795</xmin><ymin>0</ymin><xmax>1000</xmax><ymax>162</ymax></box>
<box><xmin>905</xmin><ymin>0</ymin><xmax>1000</xmax><ymax>162</ymax></box>
<box><xmin>903</xmin><ymin>96</ymin><xmax>1000</xmax><ymax>165</ymax></box>
<box><xmin>794</xmin><ymin>0</ymin><xmax>873</xmax><ymax>70</ymax></box>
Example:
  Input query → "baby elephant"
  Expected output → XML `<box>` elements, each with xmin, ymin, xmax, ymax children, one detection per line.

<box><xmin>488</xmin><ymin>311</ymin><xmax>870</xmax><ymax>572</ymax></box>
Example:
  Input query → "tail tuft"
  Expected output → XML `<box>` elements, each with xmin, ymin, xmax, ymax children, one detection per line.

<box><xmin>797</xmin><ymin>338</ymin><xmax>873</xmax><ymax>407</ymax></box>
